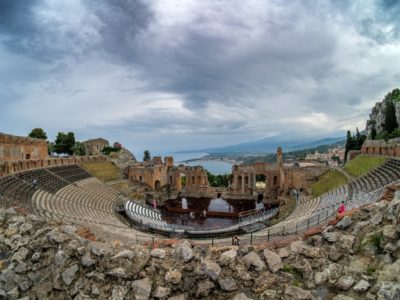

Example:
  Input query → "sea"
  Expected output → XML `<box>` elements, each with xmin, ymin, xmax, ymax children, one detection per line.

<box><xmin>171</xmin><ymin>152</ymin><xmax>233</xmax><ymax>175</ymax></box>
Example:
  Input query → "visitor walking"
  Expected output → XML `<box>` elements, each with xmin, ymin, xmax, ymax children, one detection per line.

<box><xmin>202</xmin><ymin>209</ymin><xmax>207</xmax><ymax>218</ymax></box>
<box><xmin>32</xmin><ymin>179</ymin><xmax>38</xmax><ymax>189</ymax></box>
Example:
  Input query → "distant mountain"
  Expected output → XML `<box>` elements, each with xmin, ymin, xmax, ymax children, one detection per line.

<box><xmin>180</xmin><ymin>135</ymin><xmax>345</xmax><ymax>155</ymax></box>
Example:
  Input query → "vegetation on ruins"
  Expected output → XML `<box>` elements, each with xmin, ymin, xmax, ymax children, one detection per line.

<box><xmin>206</xmin><ymin>170</ymin><xmax>232</xmax><ymax>187</ymax></box>
<box><xmin>344</xmin><ymin>155</ymin><xmax>388</xmax><ymax>177</ymax></box>
<box><xmin>28</xmin><ymin>128</ymin><xmax>48</xmax><ymax>140</ymax></box>
<box><xmin>101</xmin><ymin>146</ymin><xmax>121</xmax><ymax>155</ymax></box>
<box><xmin>384</xmin><ymin>87</ymin><xmax>400</xmax><ymax>103</ymax></box>
<box><xmin>54</xmin><ymin>132</ymin><xmax>76</xmax><ymax>155</ymax></box>
<box><xmin>82</xmin><ymin>161</ymin><xmax>121</xmax><ymax>182</ymax></box>
<box><xmin>72</xmin><ymin>141</ymin><xmax>86</xmax><ymax>156</ymax></box>
<box><xmin>310</xmin><ymin>169</ymin><xmax>347</xmax><ymax>197</ymax></box>
<box><xmin>344</xmin><ymin>128</ymin><xmax>366</xmax><ymax>162</ymax></box>
<box><xmin>143</xmin><ymin>150</ymin><xmax>151</xmax><ymax>162</ymax></box>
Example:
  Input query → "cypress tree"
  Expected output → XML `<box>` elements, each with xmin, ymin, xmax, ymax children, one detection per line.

<box><xmin>371</xmin><ymin>125</ymin><xmax>377</xmax><ymax>140</ymax></box>
<box><xmin>344</xmin><ymin>130</ymin><xmax>354</xmax><ymax>162</ymax></box>
<box><xmin>384</xmin><ymin>100</ymin><xmax>398</xmax><ymax>134</ymax></box>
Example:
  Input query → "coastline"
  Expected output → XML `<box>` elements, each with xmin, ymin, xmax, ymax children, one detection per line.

<box><xmin>182</xmin><ymin>155</ymin><xmax>243</xmax><ymax>165</ymax></box>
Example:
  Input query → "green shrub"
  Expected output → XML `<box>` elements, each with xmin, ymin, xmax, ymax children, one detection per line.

<box><xmin>369</xmin><ymin>232</ymin><xmax>384</xmax><ymax>254</ymax></box>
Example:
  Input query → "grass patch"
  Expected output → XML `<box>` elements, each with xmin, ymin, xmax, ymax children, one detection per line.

<box><xmin>367</xmin><ymin>266</ymin><xmax>376</xmax><ymax>276</ymax></box>
<box><xmin>282</xmin><ymin>264</ymin><xmax>303</xmax><ymax>286</ymax></box>
<box><xmin>344</xmin><ymin>155</ymin><xmax>388</xmax><ymax>177</ymax></box>
<box><xmin>369</xmin><ymin>232</ymin><xmax>384</xmax><ymax>254</ymax></box>
<box><xmin>311</xmin><ymin>170</ymin><xmax>348</xmax><ymax>197</ymax></box>
<box><xmin>82</xmin><ymin>161</ymin><xmax>121</xmax><ymax>182</ymax></box>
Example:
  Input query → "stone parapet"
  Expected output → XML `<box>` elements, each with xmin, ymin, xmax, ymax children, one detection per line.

<box><xmin>361</xmin><ymin>138</ymin><xmax>400</xmax><ymax>157</ymax></box>
<box><xmin>0</xmin><ymin>155</ymin><xmax>107</xmax><ymax>177</ymax></box>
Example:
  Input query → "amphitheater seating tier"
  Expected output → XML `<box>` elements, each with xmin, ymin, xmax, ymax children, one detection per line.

<box><xmin>48</xmin><ymin>165</ymin><xmax>92</xmax><ymax>183</ymax></box>
<box><xmin>0</xmin><ymin>175</ymin><xmax>36</xmax><ymax>213</ymax></box>
<box><xmin>33</xmin><ymin>180</ymin><xmax>126</xmax><ymax>227</ymax></box>
<box><xmin>1</xmin><ymin>158</ymin><xmax>399</xmax><ymax>241</ymax></box>
<box><xmin>16</xmin><ymin>168</ymin><xmax>69</xmax><ymax>193</ymax></box>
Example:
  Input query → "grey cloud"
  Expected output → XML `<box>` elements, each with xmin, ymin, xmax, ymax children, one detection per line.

<box><xmin>1</xmin><ymin>0</ymin><xmax>400</xmax><ymax>152</ymax></box>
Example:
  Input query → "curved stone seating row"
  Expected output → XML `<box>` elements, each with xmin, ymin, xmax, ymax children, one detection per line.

<box><xmin>284</xmin><ymin>196</ymin><xmax>319</xmax><ymax>221</ymax></box>
<box><xmin>16</xmin><ymin>168</ymin><xmax>70</xmax><ymax>194</ymax></box>
<box><xmin>76</xmin><ymin>178</ymin><xmax>119</xmax><ymax>202</ymax></box>
<box><xmin>0</xmin><ymin>175</ymin><xmax>36</xmax><ymax>212</ymax></box>
<box><xmin>349</xmin><ymin>158</ymin><xmax>400</xmax><ymax>198</ymax></box>
<box><xmin>55</xmin><ymin>185</ymin><xmax>115</xmax><ymax>212</ymax></box>
<box><xmin>125</xmin><ymin>201</ymin><xmax>167</xmax><ymax>227</ymax></box>
<box><xmin>47</xmin><ymin>165</ymin><xmax>92</xmax><ymax>183</ymax></box>
<box><xmin>313</xmin><ymin>185</ymin><xmax>348</xmax><ymax>213</ymax></box>
<box><xmin>33</xmin><ymin>188</ymin><xmax>126</xmax><ymax>227</ymax></box>
<box><xmin>346</xmin><ymin>188</ymin><xmax>385</xmax><ymax>210</ymax></box>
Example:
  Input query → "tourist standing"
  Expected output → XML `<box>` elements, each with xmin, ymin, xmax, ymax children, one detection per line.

<box><xmin>338</xmin><ymin>201</ymin><xmax>346</xmax><ymax>214</ymax></box>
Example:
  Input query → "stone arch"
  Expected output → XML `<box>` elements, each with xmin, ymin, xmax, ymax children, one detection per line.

<box><xmin>154</xmin><ymin>180</ymin><xmax>161</xmax><ymax>191</ymax></box>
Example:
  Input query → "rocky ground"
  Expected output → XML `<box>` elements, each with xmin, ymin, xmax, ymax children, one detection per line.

<box><xmin>1</xmin><ymin>191</ymin><xmax>400</xmax><ymax>299</ymax></box>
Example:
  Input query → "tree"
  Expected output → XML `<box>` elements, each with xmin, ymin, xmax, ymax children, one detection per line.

<box><xmin>384</xmin><ymin>88</ymin><xmax>400</xmax><ymax>103</ymax></box>
<box><xmin>384</xmin><ymin>100</ymin><xmax>398</xmax><ymax>134</ymax></box>
<box><xmin>54</xmin><ymin>132</ymin><xmax>75</xmax><ymax>155</ymax></box>
<box><xmin>371</xmin><ymin>125</ymin><xmax>377</xmax><ymax>140</ymax></box>
<box><xmin>72</xmin><ymin>142</ymin><xmax>86</xmax><ymax>156</ymax></box>
<box><xmin>28</xmin><ymin>128</ymin><xmax>47</xmax><ymax>140</ymax></box>
<box><xmin>143</xmin><ymin>150</ymin><xmax>151</xmax><ymax>162</ymax></box>
<box><xmin>344</xmin><ymin>130</ymin><xmax>354</xmax><ymax>162</ymax></box>
<box><xmin>355</xmin><ymin>127</ymin><xmax>366</xmax><ymax>149</ymax></box>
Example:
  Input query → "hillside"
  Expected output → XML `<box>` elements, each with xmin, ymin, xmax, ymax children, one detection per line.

<box><xmin>180</xmin><ymin>135</ymin><xmax>345</xmax><ymax>155</ymax></box>
<box><xmin>237</xmin><ymin>140</ymin><xmax>345</xmax><ymax>164</ymax></box>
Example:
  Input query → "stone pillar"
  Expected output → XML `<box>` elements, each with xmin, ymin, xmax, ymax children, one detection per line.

<box><xmin>253</xmin><ymin>173</ymin><xmax>256</xmax><ymax>190</ymax></box>
<box><xmin>241</xmin><ymin>174</ymin><xmax>245</xmax><ymax>193</ymax></box>
<box><xmin>234</xmin><ymin>174</ymin><xmax>238</xmax><ymax>189</ymax></box>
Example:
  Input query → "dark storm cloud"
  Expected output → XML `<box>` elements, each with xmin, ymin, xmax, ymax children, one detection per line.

<box><xmin>1</xmin><ymin>0</ymin><xmax>400</xmax><ymax>152</ymax></box>
<box><xmin>0</xmin><ymin>0</ymin><xmax>61</xmax><ymax>60</ymax></box>
<box><xmin>85</xmin><ymin>0</ymin><xmax>154</xmax><ymax>62</ymax></box>
<box><xmin>85</xmin><ymin>1</ymin><xmax>339</xmax><ymax>109</ymax></box>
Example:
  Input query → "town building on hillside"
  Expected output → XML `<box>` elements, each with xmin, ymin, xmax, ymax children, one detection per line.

<box><xmin>82</xmin><ymin>138</ymin><xmax>109</xmax><ymax>156</ymax></box>
<box><xmin>305</xmin><ymin>147</ymin><xmax>345</xmax><ymax>166</ymax></box>
<box><xmin>0</xmin><ymin>132</ymin><xmax>48</xmax><ymax>161</ymax></box>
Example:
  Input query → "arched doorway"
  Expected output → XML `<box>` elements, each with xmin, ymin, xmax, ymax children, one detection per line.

<box><xmin>154</xmin><ymin>180</ymin><xmax>161</xmax><ymax>191</ymax></box>
<box><xmin>255</xmin><ymin>174</ymin><xmax>266</xmax><ymax>190</ymax></box>
<box><xmin>180</xmin><ymin>174</ymin><xmax>186</xmax><ymax>187</ymax></box>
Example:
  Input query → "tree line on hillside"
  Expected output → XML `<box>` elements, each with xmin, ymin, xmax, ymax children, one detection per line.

<box><xmin>27</xmin><ymin>128</ymin><xmax>121</xmax><ymax>156</ymax></box>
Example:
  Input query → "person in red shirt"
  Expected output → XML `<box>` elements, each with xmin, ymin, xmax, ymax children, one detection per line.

<box><xmin>338</xmin><ymin>201</ymin><xmax>346</xmax><ymax>214</ymax></box>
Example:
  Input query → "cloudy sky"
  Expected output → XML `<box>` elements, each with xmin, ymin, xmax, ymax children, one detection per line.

<box><xmin>1</xmin><ymin>0</ymin><xmax>400</xmax><ymax>156</ymax></box>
